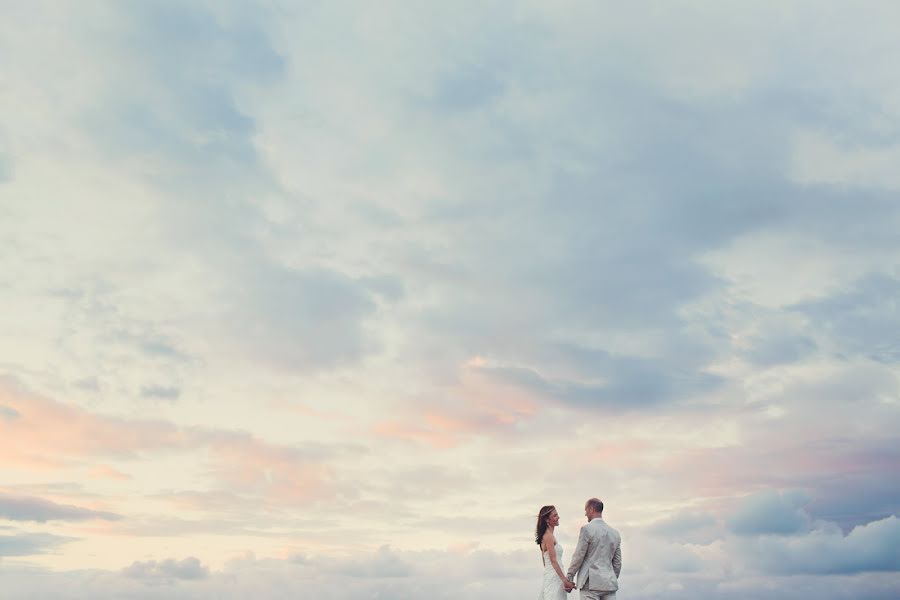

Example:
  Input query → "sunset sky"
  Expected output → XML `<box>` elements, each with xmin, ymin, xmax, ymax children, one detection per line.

<box><xmin>1</xmin><ymin>1</ymin><xmax>899</xmax><ymax>598</ymax></box>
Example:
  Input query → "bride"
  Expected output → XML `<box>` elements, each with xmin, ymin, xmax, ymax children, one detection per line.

<box><xmin>536</xmin><ymin>505</ymin><xmax>574</xmax><ymax>599</ymax></box>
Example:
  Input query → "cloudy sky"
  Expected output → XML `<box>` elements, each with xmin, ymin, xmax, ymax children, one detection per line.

<box><xmin>2</xmin><ymin>1</ymin><xmax>899</xmax><ymax>598</ymax></box>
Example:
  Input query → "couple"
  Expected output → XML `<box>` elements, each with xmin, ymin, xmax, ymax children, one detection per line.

<box><xmin>536</xmin><ymin>498</ymin><xmax>622</xmax><ymax>600</ymax></box>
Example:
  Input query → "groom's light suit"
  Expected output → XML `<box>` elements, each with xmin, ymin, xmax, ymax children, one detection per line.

<box><xmin>566</xmin><ymin>517</ymin><xmax>622</xmax><ymax>600</ymax></box>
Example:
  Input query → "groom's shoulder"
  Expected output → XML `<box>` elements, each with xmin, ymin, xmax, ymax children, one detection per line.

<box><xmin>604</xmin><ymin>521</ymin><xmax>621</xmax><ymax>538</ymax></box>
<box><xmin>596</xmin><ymin>519</ymin><xmax>619</xmax><ymax>534</ymax></box>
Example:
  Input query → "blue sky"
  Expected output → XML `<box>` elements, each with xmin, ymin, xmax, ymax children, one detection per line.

<box><xmin>1</xmin><ymin>1</ymin><xmax>899</xmax><ymax>598</ymax></box>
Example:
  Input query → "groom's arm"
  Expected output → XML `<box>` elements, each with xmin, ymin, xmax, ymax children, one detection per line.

<box><xmin>566</xmin><ymin>525</ymin><xmax>590</xmax><ymax>581</ymax></box>
<box><xmin>612</xmin><ymin>538</ymin><xmax>622</xmax><ymax>578</ymax></box>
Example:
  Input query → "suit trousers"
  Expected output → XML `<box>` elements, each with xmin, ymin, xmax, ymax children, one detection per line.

<box><xmin>579</xmin><ymin>590</ymin><xmax>616</xmax><ymax>600</ymax></box>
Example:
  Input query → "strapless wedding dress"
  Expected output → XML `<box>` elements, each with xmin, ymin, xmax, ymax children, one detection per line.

<box><xmin>539</xmin><ymin>542</ymin><xmax>567</xmax><ymax>600</ymax></box>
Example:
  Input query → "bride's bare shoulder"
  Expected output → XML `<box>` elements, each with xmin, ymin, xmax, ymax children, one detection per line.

<box><xmin>541</xmin><ymin>529</ymin><xmax>555</xmax><ymax>550</ymax></box>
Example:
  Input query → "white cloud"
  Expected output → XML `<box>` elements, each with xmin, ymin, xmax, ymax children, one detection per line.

<box><xmin>735</xmin><ymin>515</ymin><xmax>900</xmax><ymax>575</ymax></box>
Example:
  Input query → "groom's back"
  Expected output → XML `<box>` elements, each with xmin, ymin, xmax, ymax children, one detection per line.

<box><xmin>588</xmin><ymin>518</ymin><xmax>619</xmax><ymax>553</ymax></box>
<box><xmin>584</xmin><ymin>519</ymin><xmax>621</xmax><ymax>592</ymax></box>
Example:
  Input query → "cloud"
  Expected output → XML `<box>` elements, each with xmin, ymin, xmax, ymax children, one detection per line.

<box><xmin>738</xmin><ymin>332</ymin><xmax>817</xmax><ymax>367</ymax></box>
<box><xmin>73</xmin><ymin>377</ymin><xmax>101</xmax><ymax>392</ymax></box>
<box><xmin>88</xmin><ymin>465</ymin><xmax>132</xmax><ymax>481</ymax></box>
<box><xmin>138</xmin><ymin>338</ymin><xmax>185</xmax><ymax>358</ymax></box>
<box><xmin>225</xmin><ymin>263</ymin><xmax>380</xmax><ymax>371</ymax></box>
<box><xmin>0</xmin><ymin>0</ymin><xmax>384</xmax><ymax>377</ymax></box>
<box><xmin>711</xmin><ymin>573</ymin><xmax>900</xmax><ymax>600</ymax></box>
<box><xmin>229</xmin><ymin>547</ymin><xmax>541</xmax><ymax>596</ymax></box>
<box><xmin>790</xmin><ymin>129</ymin><xmax>900</xmax><ymax>191</ymax></box>
<box><xmin>654</xmin><ymin>430</ymin><xmax>900</xmax><ymax>540</ymax></box>
<box><xmin>738</xmin><ymin>515</ymin><xmax>900</xmax><ymax>575</ymax></box>
<box><xmin>473</xmin><ymin>358</ymin><xmax>722</xmax><ymax>411</ymax></box>
<box><xmin>0</xmin><ymin>378</ymin><xmax>184</xmax><ymax>467</ymax></box>
<box><xmin>349</xmin><ymin>465</ymin><xmax>477</xmax><ymax>505</ymax></box>
<box><xmin>635</xmin><ymin>540</ymin><xmax>705</xmax><ymax>574</ymax></box>
<box><xmin>0</xmin><ymin>135</ymin><xmax>11</xmax><ymax>182</ymax></box>
<box><xmin>646</xmin><ymin>510</ymin><xmax>721</xmax><ymax>545</ymax></box>
<box><xmin>0</xmin><ymin>380</ymin><xmax>347</xmax><ymax>508</ymax></box>
<box><xmin>0</xmin><ymin>404</ymin><xmax>20</xmax><ymax>421</ymax></box>
<box><xmin>0</xmin><ymin>492</ymin><xmax>121</xmax><ymax>522</ymax></box>
<box><xmin>122</xmin><ymin>556</ymin><xmax>209</xmax><ymax>583</ymax></box>
<box><xmin>1</xmin><ymin>531</ymin><xmax>899</xmax><ymax>599</ymax></box>
<box><xmin>194</xmin><ymin>429</ymin><xmax>344</xmax><ymax>504</ymax></box>
<box><xmin>2</xmin><ymin>2</ymin><xmax>900</xmax><ymax>598</ymax></box>
<box><xmin>0</xmin><ymin>546</ymin><xmax>537</xmax><ymax>598</ymax></box>
<box><xmin>81</xmin><ymin>0</ymin><xmax>283</xmax><ymax>170</ymax></box>
<box><xmin>326</xmin><ymin>545</ymin><xmax>413</xmax><ymax>578</ymax></box>
<box><xmin>794</xmin><ymin>273</ymin><xmax>900</xmax><ymax>364</ymax></box>
<box><xmin>806</xmin><ymin>471</ymin><xmax>900</xmax><ymax>532</ymax></box>
<box><xmin>728</xmin><ymin>490</ymin><xmax>812</xmax><ymax>536</ymax></box>
<box><xmin>372</xmin><ymin>360</ymin><xmax>545</xmax><ymax>447</ymax></box>
<box><xmin>139</xmin><ymin>385</ymin><xmax>180</xmax><ymax>401</ymax></box>
<box><xmin>0</xmin><ymin>531</ymin><xmax>75</xmax><ymax>557</ymax></box>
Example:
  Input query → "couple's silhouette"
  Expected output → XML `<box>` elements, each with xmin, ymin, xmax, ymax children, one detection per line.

<box><xmin>536</xmin><ymin>498</ymin><xmax>622</xmax><ymax>600</ymax></box>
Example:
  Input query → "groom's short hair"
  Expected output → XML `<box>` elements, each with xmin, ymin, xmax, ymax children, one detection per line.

<box><xmin>586</xmin><ymin>498</ymin><xmax>604</xmax><ymax>514</ymax></box>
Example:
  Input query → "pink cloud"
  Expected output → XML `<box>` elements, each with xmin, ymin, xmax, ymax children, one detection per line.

<box><xmin>0</xmin><ymin>382</ymin><xmax>184</xmax><ymax>469</ymax></box>
<box><xmin>87</xmin><ymin>466</ymin><xmax>133</xmax><ymax>481</ymax></box>
<box><xmin>659</xmin><ymin>434</ymin><xmax>899</xmax><ymax>499</ymax></box>
<box><xmin>373</xmin><ymin>362</ymin><xmax>539</xmax><ymax>447</ymax></box>
<box><xmin>196</xmin><ymin>431</ymin><xmax>334</xmax><ymax>504</ymax></box>
<box><xmin>374</xmin><ymin>407</ymin><xmax>529</xmax><ymax>448</ymax></box>
<box><xmin>0</xmin><ymin>380</ymin><xmax>338</xmax><ymax>506</ymax></box>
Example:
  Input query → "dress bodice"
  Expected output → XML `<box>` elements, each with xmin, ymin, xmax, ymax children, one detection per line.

<box><xmin>539</xmin><ymin>542</ymin><xmax>567</xmax><ymax>600</ymax></box>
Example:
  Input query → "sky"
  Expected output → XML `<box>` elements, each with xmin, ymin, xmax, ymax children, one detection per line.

<box><xmin>1</xmin><ymin>1</ymin><xmax>899</xmax><ymax>598</ymax></box>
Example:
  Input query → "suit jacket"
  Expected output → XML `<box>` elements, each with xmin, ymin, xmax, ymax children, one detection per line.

<box><xmin>566</xmin><ymin>518</ymin><xmax>622</xmax><ymax>592</ymax></box>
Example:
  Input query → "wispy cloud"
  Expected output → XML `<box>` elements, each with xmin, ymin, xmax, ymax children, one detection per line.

<box><xmin>0</xmin><ymin>492</ymin><xmax>121</xmax><ymax>523</ymax></box>
<box><xmin>0</xmin><ymin>531</ymin><xmax>76</xmax><ymax>557</ymax></box>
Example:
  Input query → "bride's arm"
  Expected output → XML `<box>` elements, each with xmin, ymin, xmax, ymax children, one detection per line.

<box><xmin>542</xmin><ymin>532</ymin><xmax>568</xmax><ymax>584</ymax></box>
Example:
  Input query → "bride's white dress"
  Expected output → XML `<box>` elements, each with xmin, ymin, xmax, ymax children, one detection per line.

<box><xmin>539</xmin><ymin>542</ymin><xmax>567</xmax><ymax>600</ymax></box>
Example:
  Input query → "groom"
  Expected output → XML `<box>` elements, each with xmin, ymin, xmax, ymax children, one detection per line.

<box><xmin>566</xmin><ymin>498</ymin><xmax>622</xmax><ymax>599</ymax></box>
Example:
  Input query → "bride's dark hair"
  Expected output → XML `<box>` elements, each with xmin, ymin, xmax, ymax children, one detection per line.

<box><xmin>535</xmin><ymin>505</ymin><xmax>556</xmax><ymax>547</ymax></box>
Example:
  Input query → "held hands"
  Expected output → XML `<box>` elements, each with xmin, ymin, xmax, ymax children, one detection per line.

<box><xmin>563</xmin><ymin>579</ymin><xmax>576</xmax><ymax>593</ymax></box>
